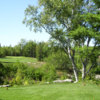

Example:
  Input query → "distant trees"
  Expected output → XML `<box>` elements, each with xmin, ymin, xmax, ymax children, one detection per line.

<box><xmin>0</xmin><ymin>40</ymin><xmax>52</xmax><ymax>61</ymax></box>
<box><xmin>23</xmin><ymin>41</ymin><xmax>36</xmax><ymax>57</ymax></box>
<box><xmin>0</xmin><ymin>47</ymin><xmax>5</xmax><ymax>58</ymax></box>
<box><xmin>36</xmin><ymin>42</ymin><xmax>50</xmax><ymax>61</ymax></box>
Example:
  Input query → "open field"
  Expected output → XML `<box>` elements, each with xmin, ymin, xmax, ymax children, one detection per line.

<box><xmin>0</xmin><ymin>83</ymin><xmax>100</xmax><ymax>100</ymax></box>
<box><xmin>0</xmin><ymin>56</ymin><xmax>45</xmax><ymax>67</ymax></box>
<box><xmin>0</xmin><ymin>56</ymin><xmax>37</xmax><ymax>63</ymax></box>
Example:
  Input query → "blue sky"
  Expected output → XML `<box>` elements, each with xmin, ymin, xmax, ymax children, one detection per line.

<box><xmin>0</xmin><ymin>0</ymin><xmax>50</xmax><ymax>46</ymax></box>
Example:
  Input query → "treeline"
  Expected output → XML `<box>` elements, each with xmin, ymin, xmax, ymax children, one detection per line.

<box><xmin>0</xmin><ymin>39</ymin><xmax>59</xmax><ymax>61</ymax></box>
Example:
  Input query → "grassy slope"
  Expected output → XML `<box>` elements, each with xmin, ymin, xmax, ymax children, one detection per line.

<box><xmin>0</xmin><ymin>56</ymin><xmax>37</xmax><ymax>63</ymax></box>
<box><xmin>0</xmin><ymin>83</ymin><xmax>100</xmax><ymax>100</ymax></box>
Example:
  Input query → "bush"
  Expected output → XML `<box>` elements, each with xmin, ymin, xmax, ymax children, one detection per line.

<box><xmin>0</xmin><ymin>59</ymin><xmax>71</xmax><ymax>85</ymax></box>
<box><xmin>1</xmin><ymin>62</ymin><xmax>28</xmax><ymax>85</ymax></box>
<box><xmin>34</xmin><ymin>68</ymin><xmax>43</xmax><ymax>81</ymax></box>
<box><xmin>0</xmin><ymin>62</ymin><xmax>5</xmax><ymax>84</ymax></box>
<box><xmin>42</xmin><ymin>64</ymin><xmax>57</xmax><ymax>82</ymax></box>
<box><xmin>1</xmin><ymin>62</ymin><xmax>45</xmax><ymax>85</ymax></box>
<box><xmin>93</xmin><ymin>66</ymin><xmax>100</xmax><ymax>74</ymax></box>
<box><xmin>24</xmin><ymin>66</ymin><xmax>35</xmax><ymax>79</ymax></box>
<box><xmin>45</xmin><ymin>50</ymin><xmax>72</xmax><ymax>73</ymax></box>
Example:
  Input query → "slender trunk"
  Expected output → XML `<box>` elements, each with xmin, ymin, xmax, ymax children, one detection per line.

<box><xmin>81</xmin><ymin>58</ymin><xmax>87</xmax><ymax>80</ymax></box>
<box><xmin>71</xmin><ymin>57</ymin><xmax>78</xmax><ymax>82</ymax></box>
<box><xmin>68</xmin><ymin>47</ymin><xmax>78</xmax><ymax>82</ymax></box>
<box><xmin>82</xmin><ymin>63</ymin><xmax>86</xmax><ymax>80</ymax></box>
<box><xmin>86</xmin><ymin>64</ymin><xmax>94</xmax><ymax>74</ymax></box>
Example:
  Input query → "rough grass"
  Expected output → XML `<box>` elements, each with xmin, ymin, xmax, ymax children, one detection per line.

<box><xmin>0</xmin><ymin>83</ymin><xmax>100</xmax><ymax>100</ymax></box>
<box><xmin>0</xmin><ymin>56</ymin><xmax>37</xmax><ymax>63</ymax></box>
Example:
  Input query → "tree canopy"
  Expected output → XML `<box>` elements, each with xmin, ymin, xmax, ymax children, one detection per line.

<box><xmin>23</xmin><ymin>0</ymin><xmax>100</xmax><ymax>82</ymax></box>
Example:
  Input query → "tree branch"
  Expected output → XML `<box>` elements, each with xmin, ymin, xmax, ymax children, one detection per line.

<box><xmin>86</xmin><ymin>64</ymin><xmax>95</xmax><ymax>74</ymax></box>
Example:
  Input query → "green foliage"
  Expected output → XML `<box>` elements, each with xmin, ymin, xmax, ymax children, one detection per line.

<box><xmin>0</xmin><ymin>62</ymin><xmax>5</xmax><ymax>84</ymax></box>
<box><xmin>69</xmin><ymin>26</ymin><xmax>95</xmax><ymax>40</ymax></box>
<box><xmin>24</xmin><ymin>66</ymin><xmax>35</xmax><ymax>79</ymax></box>
<box><xmin>42</xmin><ymin>64</ymin><xmax>57</xmax><ymax>82</ymax></box>
<box><xmin>36</xmin><ymin>42</ymin><xmax>49</xmax><ymax>61</ymax></box>
<box><xmin>41</xmin><ymin>50</ymin><xmax>73</xmax><ymax>81</ymax></box>
<box><xmin>23</xmin><ymin>41</ymin><xmax>36</xmax><ymax>57</ymax></box>
<box><xmin>0</xmin><ymin>61</ymin><xmax>57</xmax><ymax>85</ymax></box>
<box><xmin>93</xmin><ymin>0</ymin><xmax>100</xmax><ymax>10</ymax></box>
<box><xmin>0</xmin><ymin>39</ymin><xmax>37</xmax><ymax>57</ymax></box>
<box><xmin>34</xmin><ymin>68</ymin><xmax>43</xmax><ymax>81</ymax></box>
<box><xmin>45</xmin><ymin>50</ymin><xmax>72</xmax><ymax>73</ymax></box>
<box><xmin>93</xmin><ymin>65</ymin><xmax>100</xmax><ymax>74</ymax></box>
<box><xmin>0</xmin><ymin>48</ymin><xmax>5</xmax><ymax>58</ymax></box>
<box><xmin>23</xmin><ymin>0</ymin><xmax>100</xmax><ymax>81</ymax></box>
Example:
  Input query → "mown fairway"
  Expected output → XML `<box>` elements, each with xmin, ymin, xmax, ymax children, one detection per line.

<box><xmin>0</xmin><ymin>83</ymin><xmax>100</xmax><ymax>100</ymax></box>
<box><xmin>0</xmin><ymin>56</ymin><xmax>37</xmax><ymax>63</ymax></box>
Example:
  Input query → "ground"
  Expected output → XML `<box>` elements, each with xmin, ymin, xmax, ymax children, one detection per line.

<box><xmin>0</xmin><ymin>56</ymin><xmax>45</xmax><ymax>67</ymax></box>
<box><xmin>0</xmin><ymin>56</ymin><xmax>100</xmax><ymax>100</ymax></box>
<box><xmin>0</xmin><ymin>56</ymin><xmax>37</xmax><ymax>63</ymax></box>
<box><xmin>0</xmin><ymin>82</ymin><xmax>100</xmax><ymax>100</ymax></box>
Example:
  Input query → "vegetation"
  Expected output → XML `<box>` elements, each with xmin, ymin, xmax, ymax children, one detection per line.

<box><xmin>0</xmin><ymin>83</ymin><xmax>100</xmax><ymax>100</ymax></box>
<box><xmin>23</xmin><ymin>0</ymin><xmax>100</xmax><ymax>82</ymax></box>
<box><xmin>0</xmin><ymin>0</ymin><xmax>99</xmax><ymax>90</ymax></box>
<box><xmin>23</xmin><ymin>40</ymin><xmax>36</xmax><ymax>57</ymax></box>
<box><xmin>0</xmin><ymin>0</ymin><xmax>100</xmax><ymax>99</ymax></box>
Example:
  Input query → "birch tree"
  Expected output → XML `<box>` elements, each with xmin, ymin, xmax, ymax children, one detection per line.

<box><xmin>23</xmin><ymin>0</ymin><xmax>100</xmax><ymax>82</ymax></box>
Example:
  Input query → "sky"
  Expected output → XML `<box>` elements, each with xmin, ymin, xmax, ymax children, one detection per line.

<box><xmin>0</xmin><ymin>0</ymin><xmax>50</xmax><ymax>46</ymax></box>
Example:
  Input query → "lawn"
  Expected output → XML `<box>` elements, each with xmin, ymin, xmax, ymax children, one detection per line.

<box><xmin>0</xmin><ymin>83</ymin><xmax>100</xmax><ymax>100</ymax></box>
<box><xmin>0</xmin><ymin>56</ymin><xmax>37</xmax><ymax>63</ymax></box>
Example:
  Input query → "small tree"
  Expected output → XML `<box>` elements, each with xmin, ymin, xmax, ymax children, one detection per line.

<box><xmin>23</xmin><ymin>41</ymin><xmax>36</xmax><ymax>57</ymax></box>
<box><xmin>36</xmin><ymin>42</ymin><xmax>46</xmax><ymax>61</ymax></box>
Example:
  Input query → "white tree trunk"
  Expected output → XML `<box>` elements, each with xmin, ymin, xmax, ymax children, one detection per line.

<box><xmin>82</xmin><ymin>63</ymin><xmax>86</xmax><ymax>80</ymax></box>
<box><xmin>68</xmin><ymin>47</ymin><xmax>78</xmax><ymax>82</ymax></box>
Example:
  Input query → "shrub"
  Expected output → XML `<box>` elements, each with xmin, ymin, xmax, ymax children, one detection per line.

<box><xmin>0</xmin><ymin>62</ymin><xmax>5</xmax><ymax>84</ymax></box>
<box><xmin>93</xmin><ymin>66</ymin><xmax>100</xmax><ymax>74</ymax></box>
<box><xmin>34</xmin><ymin>67</ymin><xmax>44</xmax><ymax>81</ymax></box>
<box><xmin>42</xmin><ymin>64</ymin><xmax>57</xmax><ymax>82</ymax></box>
<box><xmin>24</xmin><ymin>66</ymin><xmax>35</xmax><ymax>79</ymax></box>
<box><xmin>45</xmin><ymin>50</ymin><xmax>72</xmax><ymax>73</ymax></box>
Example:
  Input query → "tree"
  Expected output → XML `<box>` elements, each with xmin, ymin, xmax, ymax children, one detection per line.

<box><xmin>0</xmin><ymin>47</ymin><xmax>5</xmax><ymax>58</ymax></box>
<box><xmin>71</xmin><ymin>0</ymin><xmax>100</xmax><ymax>79</ymax></box>
<box><xmin>18</xmin><ymin>39</ymin><xmax>26</xmax><ymax>56</ymax></box>
<box><xmin>13</xmin><ymin>39</ymin><xmax>27</xmax><ymax>56</ymax></box>
<box><xmin>36</xmin><ymin>42</ymin><xmax>50</xmax><ymax>61</ymax></box>
<box><xmin>36</xmin><ymin>42</ymin><xmax>45</xmax><ymax>61</ymax></box>
<box><xmin>23</xmin><ymin>0</ymin><xmax>100</xmax><ymax>82</ymax></box>
<box><xmin>23</xmin><ymin>41</ymin><xmax>36</xmax><ymax>57</ymax></box>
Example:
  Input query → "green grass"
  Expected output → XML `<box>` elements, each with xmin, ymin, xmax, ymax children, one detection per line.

<box><xmin>0</xmin><ymin>83</ymin><xmax>100</xmax><ymax>100</ymax></box>
<box><xmin>0</xmin><ymin>56</ymin><xmax>37</xmax><ymax>63</ymax></box>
